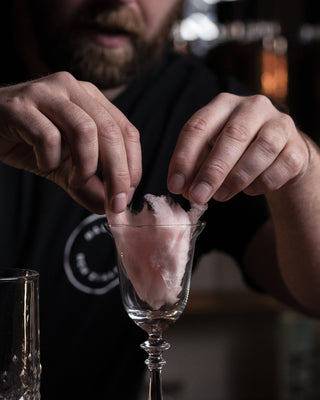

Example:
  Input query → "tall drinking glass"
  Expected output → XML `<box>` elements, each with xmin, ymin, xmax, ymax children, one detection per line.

<box><xmin>0</xmin><ymin>268</ymin><xmax>41</xmax><ymax>400</ymax></box>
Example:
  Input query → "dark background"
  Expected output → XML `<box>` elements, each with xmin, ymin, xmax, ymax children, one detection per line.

<box><xmin>182</xmin><ymin>0</ymin><xmax>320</xmax><ymax>141</ymax></box>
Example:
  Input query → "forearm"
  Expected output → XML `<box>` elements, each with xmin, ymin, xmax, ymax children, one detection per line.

<box><xmin>247</xmin><ymin>135</ymin><xmax>320</xmax><ymax>315</ymax></box>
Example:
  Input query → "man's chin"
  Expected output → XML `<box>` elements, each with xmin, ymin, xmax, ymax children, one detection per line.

<box><xmin>66</xmin><ymin>42</ymin><xmax>160</xmax><ymax>89</ymax></box>
<box><xmin>61</xmin><ymin>45</ymin><xmax>134</xmax><ymax>87</ymax></box>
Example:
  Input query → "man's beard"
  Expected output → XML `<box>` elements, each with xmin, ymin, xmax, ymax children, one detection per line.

<box><xmin>29</xmin><ymin>2</ymin><xmax>184</xmax><ymax>89</ymax></box>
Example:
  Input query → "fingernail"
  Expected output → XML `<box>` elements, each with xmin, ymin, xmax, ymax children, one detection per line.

<box><xmin>190</xmin><ymin>182</ymin><xmax>212</xmax><ymax>204</ymax></box>
<box><xmin>111</xmin><ymin>192</ymin><xmax>127</xmax><ymax>213</ymax></box>
<box><xmin>168</xmin><ymin>173</ymin><xmax>185</xmax><ymax>193</ymax></box>
<box><xmin>127</xmin><ymin>186</ymin><xmax>135</xmax><ymax>204</ymax></box>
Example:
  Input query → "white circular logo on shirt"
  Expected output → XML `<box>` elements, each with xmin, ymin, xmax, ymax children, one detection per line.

<box><xmin>64</xmin><ymin>214</ymin><xmax>119</xmax><ymax>295</ymax></box>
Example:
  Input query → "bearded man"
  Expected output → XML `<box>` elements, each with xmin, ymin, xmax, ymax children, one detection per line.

<box><xmin>1</xmin><ymin>1</ymin><xmax>320</xmax><ymax>399</ymax></box>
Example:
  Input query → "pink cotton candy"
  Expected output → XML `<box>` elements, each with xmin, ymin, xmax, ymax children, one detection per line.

<box><xmin>107</xmin><ymin>195</ymin><xmax>207</xmax><ymax>309</ymax></box>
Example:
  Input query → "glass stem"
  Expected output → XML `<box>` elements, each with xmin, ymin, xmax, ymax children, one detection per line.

<box><xmin>148</xmin><ymin>369</ymin><xmax>163</xmax><ymax>400</ymax></box>
<box><xmin>141</xmin><ymin>333</ymin><xmax>170</xmax><ymax>400</ymax></box>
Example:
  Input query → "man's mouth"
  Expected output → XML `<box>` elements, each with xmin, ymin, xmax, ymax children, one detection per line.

<box><xmin>78</xmin><ymin>19</ymin><xmax>139</xmax><ymax>49</ymax></box>
<box><xmin>79</xmin><ymin>24</ymin><xmax>133</xmax><ymax>48</ymax></box>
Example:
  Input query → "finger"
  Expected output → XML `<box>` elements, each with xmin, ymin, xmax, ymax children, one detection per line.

<box><xmin>38</xmin><ymin>93</ymin><xmax>109</xmax><ymax>214</ymax></box>
<box><xmin>120</xmin><ymin>123</ymin><xmax>141</xmax><ymax>203</ymax></box>
<box><xmin>31</xmin><ymin>141</ymin><xmax>105</xmax><ymax>214</ymax></box>
<box><xmin>188</xmin><ymin>96</ymin><xmax>274</xmax><ymax>204</ymax></box>
<box><xmin>98</xmin><ymin>120</ymin><xmax>141</xmax><ymax>210</ymax></box>
<box><xmin>90</xmin><ymin>95</ymin><xmax>142</xmax><ymax>198</ymax></box>
<box><xmin>46</xmin><ymin>156</ymin><xmax>105</xmax><ymax>214</ymax></box>
<box><xmin>213</xmin><ymin>119</ymin><xmax>288</xmax><ymax>201</ymax></box>
<box><xmin>244</xmin><ymin>139</ymin><xmax>308</xmax><ymax>196</ymax></box>
<box><xmin>80</xmin><ymin>81</ymin><xmax>142</xmax><ymax>197</ymax></box>
<box><xmin>168</xmin><ymin>93</ymin><xmax>239</xmax><ymax>194</ymax></box>
<box><xmin>66</xmin><ymin>174</ymin><xmax>106</xmax><ymax>214</ymax></box>
<box><xmin>42</xmin><ymin>72</ymin><xmax>132</xmax><ymax>212</ymax></box>
<box><xmin>6</xmin><ymin>105</ymin><xmax>62</xmax><ymax>171</ymax></box>
<box><xmin>42</xmin><ymin>87</ymin><xmax>131</xmax><ymax>213</ymax></box>
<box><xmin>39</xmin><ymin>97</ymin><xmax>99</xmax><ymax>188</ymax></box>
<box><xmin>97</xmin><ymin>119</ymin><xmax>131</xmax><ymax>212</ymax></box>
<box><xmin>74</xmin><ymin>82</ymin><xmax>134</xmax><ymax>208</ymax></box>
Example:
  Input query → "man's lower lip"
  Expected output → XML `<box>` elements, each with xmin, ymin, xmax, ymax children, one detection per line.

<box><xmin>90</xmin><ymin>31</ymin><xmax>130</xmax><ymax>48</ymax></box>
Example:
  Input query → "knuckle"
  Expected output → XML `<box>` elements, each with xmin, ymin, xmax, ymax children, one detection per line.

<box><xmin>203</xmin><ymin>158</ymin><xmax>228</xmax><ymax>182</ymax></box>
<box><xmin>283</xmin><ymin>149</ymin><xmax>305</xmax><ymax>174</ymax></box>
<box><xmin>23</xmin><ymin>81</ymin><xmax>48</xmax><ymax>98</ymax></box>
<box><xmin>249</xmin><ymin>94</ymin><xmax>272</xmax><ymax>108</ymax></box>
<box><xmin>8</xmin><ymin>83</ymin><xmax>46</xmax><ymax>107</ymax></box>
<box><xmin>223</xmin><ymin>123</ymin><xmax>250</xmax><ymax>144</ymax></box>
<box><xmin>99</xmin><ymin>119</ymin><xmax>122</xmax><ymax>143</ymax></box>
<box><xmin>75</xmin><ymin>117</ymin><xmax>97</xmax><ymax>140</ymax></box>
<box><xmin>171</xmin><ymin>152</ymin><xmax>189</xmax><ymax>172</ymax></box>
<box><xmin>39</xmin><ymin>128</ymin><xmax>61</xmax><ymax>150</ymax></box>
<box><xmin>256</xmin><ymin>131</ymin><xmax>284</xmax><ymax>156</ymax></box>
<box><xmin>227</xmin><ymin>169</ymin><xmax>250</xmax><ymax>190</ymax></box>
<box><xmin>183</xmin><ymin>114</ymin><xmax>208</xmax><ymax>136</ymax></box>
<box><xmin>51</xmin><ymin>71</ymin><xmax>75</xmax><ymax>85</ymax></box>
<box><xmin>215</xmin><ymin>92</ymin><xmax>236</xmax><ymax>103</ymax></box>
<box><xmin>107</xmin><ymin>168</ymin><xmax>131</xmax><ymax>189</ymax></box>
<box><xmin>278</xmin><ymin>112</ymin><xmax>295</xmax><ymax>129</ymax></box>
<box><xmin>123</xmin><ymin>124</ymin><xmax>140</xmax><ymax>143</ymax></box>
<box><xmin>80</xmin><ymin>80</ymin><xmax>98</xmax><ymax>93</ymax></box>
<box><xmin>5</xmin><ymin>93</ymin><xmax>27</xmax><ymax>111</ymax></box>
<box><xmin>32</xmin><ymin>124</ymin><xmax>59</xmax><ymax>148</ymax></box>
<box><xmin>116</xmin><ymin>168</ymin><xmax>131</xmax><ymax>180</ymax></box>
<box><xmin>259</xmin><ymin>173</ymin><xmax>279</xmax><ymax>191</ymax></box>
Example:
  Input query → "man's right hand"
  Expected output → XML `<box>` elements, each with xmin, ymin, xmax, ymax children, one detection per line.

<box><xmin>0</xmin><ymin>72</ymin><xmax>142</xmax><ymax>214</ymax></box>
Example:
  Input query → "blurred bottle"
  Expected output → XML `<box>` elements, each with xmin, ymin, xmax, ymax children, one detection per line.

<box><xmin>205</xmin><ymin>0</ymin><xmax>288</xmax><ymax>108</ymax></box>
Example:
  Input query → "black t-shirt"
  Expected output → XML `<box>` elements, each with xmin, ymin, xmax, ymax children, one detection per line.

<box><xmin>0</xmin><ymin>52</ymin><xmax>268</xmax><ymax>399</ymax></box>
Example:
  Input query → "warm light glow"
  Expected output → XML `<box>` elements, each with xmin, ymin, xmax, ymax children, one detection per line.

<box><xmin>261</xmin><ymin>50</ymin><xmax>288</xmax><ymax>104</ymax></box>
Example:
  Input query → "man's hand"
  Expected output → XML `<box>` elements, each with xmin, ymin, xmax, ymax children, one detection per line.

<box><xmin>0</xmin><ymin>72</ymin><xmax>142</xmax><ymax>214</ymax></box>
<box><xmin>168</xmin><ymin>93</ymin><xmax>309</xmax><ymax>202</ymax></box>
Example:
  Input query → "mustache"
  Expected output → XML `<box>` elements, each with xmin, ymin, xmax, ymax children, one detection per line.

<box><xmin>77</xmin><ymin>7</ymin><xmax>146</xmax><ymax>37</ymax></box>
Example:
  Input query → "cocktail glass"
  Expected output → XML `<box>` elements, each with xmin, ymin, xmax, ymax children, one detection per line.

<box><xmin>107</xmin><ymin>222</ymin><xmax>205</xmax><ymax>400</ymax></box>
